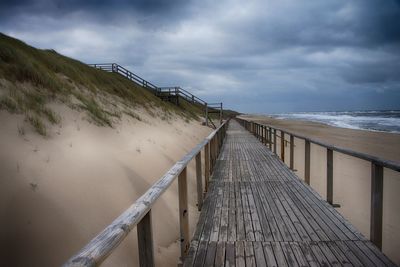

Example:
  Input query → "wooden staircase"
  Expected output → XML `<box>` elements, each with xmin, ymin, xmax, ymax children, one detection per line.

<box><xmin>89</xmin><ymin>63</ymin><xmax>223</xmax><ymax>128</ymax></box>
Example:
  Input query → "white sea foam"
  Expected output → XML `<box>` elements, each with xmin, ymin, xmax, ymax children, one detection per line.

<box><xmin>272</xmin><ymin>111</ymin><xmax>400</xmax><ymax>133</ymax></box>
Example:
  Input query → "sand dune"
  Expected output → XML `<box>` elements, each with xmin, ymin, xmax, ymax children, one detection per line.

<box><xmin>0</xmin><ymin>104</ymin><xmax>212</xmax><ymax>266</ymax></box>
<box><xmin>241</xmin><ymin>114</ymin><xmax>400</xmax><ymax>265</ymax></box>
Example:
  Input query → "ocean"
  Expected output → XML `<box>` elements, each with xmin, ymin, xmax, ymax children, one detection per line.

<box><xmin>270</xmin><ymin>110</ymin><xmax>400</xmax><ymax>133</ymax></box>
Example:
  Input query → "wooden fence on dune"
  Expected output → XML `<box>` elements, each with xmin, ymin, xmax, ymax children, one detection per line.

<box><xmin>88</xmin><ymin>63</ymin><xmax>223</xmax><ymax>128</ymax></box>
<box><xmin>63</xmin><ymin>121</ymin><xmax>229</xmax><ymax>267</ymax></box>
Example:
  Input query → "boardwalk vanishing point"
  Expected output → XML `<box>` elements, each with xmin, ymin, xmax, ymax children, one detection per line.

<box><xmin>184</xmin><ymin>120</ymin><xmax>396</xmax><ymax>266</ymax></box>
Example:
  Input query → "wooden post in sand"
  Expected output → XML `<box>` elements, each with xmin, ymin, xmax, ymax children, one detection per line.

<box><xmin>175</xmin><ymin>87</ymin><xmax>179</xmax><ymax>106</ymax></box>
<box><xmin>178</xmin><ymin>167</ymin><xmax>189</xmax><ymax>261</ymax></box>
<box><xmin>327</xmin><ymin>148</ymin><xmax>333</xmax><ymax>205</ymax></box>
<box><xmin>204</xmin><ymin>143</ymin><xmax>210</xmax><ymax>192</ymax></box>
<box><xmin>269</xmin><ymin>127</ymin><xmax>272</xmax><ymax>150</ymax></box>
<box><xmin>220</xmin><ymin>103</ymin><xmax>223</xmax><ymax>124</ymax></box>
<box><xmin>137</xmin><ymin>211</ymin><xmax>154</xmax><ymax>267</ymax></box>
<box><xmin>263</xmin><ymin>126</ymin><xmax>267</xmax><ymax>145</ymax></box>
<box><xmin>281</xmin><ymin>130</ymin><xmax>285</xmax><ymax>162</ymax></box>
<box><xmin>210</xmin><ymin>138</ymin><xmax>214</xmax><ymax>170</ymax></box>
<box><xmin>305</xmin><ymin>140</ymin><xmax>311</xmax><ymax>185</ymax></box>
<box><xmin>196</xmin><ymin>152</ymin><xmax>203</xmax><ymax>211</ymax></box>
<box><xmin>370</xmin><ymin>162</ymin><xmax>383</xmax><ymax>250</ymax></box>
<box><xmin>290</xmin><ymin>134</ymin><xmax>294</xmax><ymax>170</ymax></box>
<box><xmin>213</xmin><ymin>136</ymin><xmax>218</xmax><ymax>167</ymax></box>
<box><xmin>256</xmin><ymin>124</ymin><xmax>258</xmax><ymax>138</ymax></box>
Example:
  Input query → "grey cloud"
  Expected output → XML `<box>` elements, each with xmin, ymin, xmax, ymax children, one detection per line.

<box><xmin>0</xmin><ymin>0</ymin><xmax>399</xmax><ymax>112</ymax></box>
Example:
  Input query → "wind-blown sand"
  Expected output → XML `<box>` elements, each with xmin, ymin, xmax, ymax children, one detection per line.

<box><xmin>0</xmin><ymin>105</ymin><xmax>212</xmax><ymax>267</ymax></box>
<box><xmin>241</xmin><ymin>114</ymin><xmax>400</xmax><ymax>264</ymax></box>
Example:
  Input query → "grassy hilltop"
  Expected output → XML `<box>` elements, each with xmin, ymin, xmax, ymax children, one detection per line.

<box><xmin>0</xmin><ymin>33</ymin><xmax>214</xmax><ymax>136</ymax></box>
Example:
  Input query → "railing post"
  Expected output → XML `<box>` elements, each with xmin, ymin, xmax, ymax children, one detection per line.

<box><xmin>220</xmin><ymin>103</ymin><xmax>223</xmax><ymax>124</ymax></box>
<box><xmin>273</xmin><ymin>129</ymin><xmax>277</xmax><ymax>153</ymax></box>
<box><xmin>204</xmin><ymin>143</ymin><xmax>210</xmax><ymax>192</ymax></box>
<box><xmin>256</xmin><ymin>123</ymin><xmax>259</xmax><ymax>139</ymax></box>
<box><xmin>137</xmin><ymin>210</ymin><xmax>154</xmax><ymax>267</ymax></box>
<box><xmin>212</xmin><ymin>137</ymin><xmax>215</xmax><ymax>169</ymax></box>
<box><xmin>263</xmin><ymin>125</ymin><xmax>266</xmax><ymax>144</ymax></box>
<box><xmin>178</xmin><ymin>167</ymin><xmax>189</xmax><ymax>262</ymax></box>
<box><xmin>370</xmin><ymin>162</ymin><xmax>383</xmax><ymax>250</ymax></box>
<box><xmin>269</xmin><ymin>127</ymin><xmax>272</xmax><ymax>150</ymax></box>
<box><xmin>213</xmin><ymin>136</ymin><xmax>217</xmax><ymax>168</ymax></box>
<box><xmin>196</xmin><ymin>152</ymin><xmax>203</xmax><ymax>211</ymax></box>
<box><xmin>281</xmin><ymin>130</ymin><xmax>285</xmax><ymax>162</ymax></box>
<box><xmin>210</xmin><ymin>138</ymin><xmax>214</xmax><ymax>170</ymax></box>
<box><xmin>205</xmin><ymin>104</ymin><xmax>208</xmax><ymax>126</ymax></box>
<box><xmin>327</xmin><ymin>148</ymin><xmax>333</xmax><ymax>205</ymax></box>
<box><xmin>175</xmin><ymin>87</ymin><xmax>179</xmax><ymax>106</ymax></box>
<box><xmin>290</xmin><ymin>134</ymin><xmax>294</xmax><ymax>170</ymax></box>
<box><xmin>305</xmin><ymin>140</ymin><xmax>311</xmax><ymax>185</ymax></box>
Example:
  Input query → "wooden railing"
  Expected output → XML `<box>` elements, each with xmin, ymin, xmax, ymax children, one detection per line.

<box><xmin>89</xmin><ymin>63</ymin><xmax>159</xmax><ymax>91</ymax></box>
<box><xmin>88</xmin><ymin>63</ymin><xmax>223</xmax><ymax>125</ymax></box>
<box><xmin>157</xmin><ymin>87</ymin><xmax>208</xmax><ymax>106</ymax></box>
<box><xmin>236</xmin><ymin>117</ymin><xmax>400</xmax><ymax>250</ymax></box>
<box><xmin>64</xmin><ymin>120</ymin><xmax>229</xmax><ymax>267</ymax></box>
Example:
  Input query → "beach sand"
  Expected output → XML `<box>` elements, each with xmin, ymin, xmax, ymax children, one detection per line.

<box><xmin>0</xmin><ymin>105</ymin><xmax>212</xmax><ymax>267</ymax></box>
<box><xmin>241</xmin><ymin>114</ymin><xmax>400</xmax><ymax>264</ymax></box>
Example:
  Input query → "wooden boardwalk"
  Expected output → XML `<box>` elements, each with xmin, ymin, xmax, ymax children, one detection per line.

<box><xmin>184</xmin><ymin>120</ymin><xmax>396</xmax><ymax>267</ymax></box>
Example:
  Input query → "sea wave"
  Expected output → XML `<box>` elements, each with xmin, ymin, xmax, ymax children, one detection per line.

<box><xmin>271</xmin><ymin>110</ymin><xmax>400</xmax><ymax>133</ymax></box>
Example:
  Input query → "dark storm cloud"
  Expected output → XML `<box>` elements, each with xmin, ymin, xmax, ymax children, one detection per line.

<box><xmin>0</xmin><ymin>0</ymin><xmax>191</xmax><ymax>14</ymax></box>
<box><xmin>1</xmin><ymin>0</ymin><xmax>399</xmax><ymax>112</ymax></box>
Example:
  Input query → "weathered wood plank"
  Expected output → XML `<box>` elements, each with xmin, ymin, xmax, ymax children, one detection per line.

<box><xmin>178</xmin><ymin>167</ymin><xmax>190</xmax><ymax>260</ymax></box>
<box><xmin>196</xmin><ymin>152</ymin><xmax>203</xmax><ymax>211</ymax></box>
<box><xmin>244</xmin><ymin>241</ymin><xmax>256</xmax><ymax>267</ymax></box>
<box><xmin>193</xmin><ymin>241</ymin><xmax>208</xmax><ymax>267</ymax></box>
<box><xmin>214</xmin><ymin>242</ymin><xmax>226</xmax><ymax>267</ymax></box>
<box><xmin>370</xmin><ymin>162</ymin><xmax>383</xmax><ymax>249</ymax></box>
<box><xmin>226</xmin><ymin>241</ymin><xmax>235</xmax><ymax>267</ymax></box>
<box><xmin>263</xmin><ymin>242</ymin><xmax>278</xmax><ymax>267</ymax></box>
<box><xmin>137</xmin><ymin>211</ymin><xmax>154</xmax><ymax>267</ymax></box>
<box><xmin>203</xmin><ymin>241</ymin><xmax>217</xmax><ymax>266</ymax></box>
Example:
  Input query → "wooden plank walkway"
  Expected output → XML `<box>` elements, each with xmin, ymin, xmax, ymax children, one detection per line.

<box><xmin>184</xmin><ymin>120</ymin><xmax>396</xmax><ymax>267</ymax></box>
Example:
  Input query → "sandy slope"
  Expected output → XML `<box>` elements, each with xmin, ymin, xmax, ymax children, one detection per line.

<box><xmin>0</xmin><ymin>104</ymin><xmax>212</xmax><ymax>267</ymax></box>
<box><xmin>241</xmin><ymin>114</ymin><xmax>400</xmax><ymax>264</ymax></box>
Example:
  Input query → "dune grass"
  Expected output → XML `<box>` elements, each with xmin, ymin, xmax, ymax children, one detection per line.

<box><xmin>0</xmin><ymin>33</ymin><xmax>214</xmax><ymax>135</ymax></box>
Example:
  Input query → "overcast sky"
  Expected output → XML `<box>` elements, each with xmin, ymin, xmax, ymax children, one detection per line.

<box><xmin>1</xmin><ymin>0</ymin><xmax>400</xmax><ymax>113</ymax></box>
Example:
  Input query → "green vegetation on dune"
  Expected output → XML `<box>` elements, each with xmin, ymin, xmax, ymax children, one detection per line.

<box><xmin>0</xmin><ymin>33</ymin><xmax>211</xmax><ymax>136</ymax></box>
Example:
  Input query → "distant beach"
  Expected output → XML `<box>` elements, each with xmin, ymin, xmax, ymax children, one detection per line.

<box><xmin>269</xmin><ymin>110</ymin><xmax>400</xmax><ymax>133</ymax></box>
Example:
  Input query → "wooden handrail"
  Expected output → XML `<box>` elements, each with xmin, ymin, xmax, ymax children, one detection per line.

<box><xmin>89</xmin><ymin>64</ymin><xmax>224</xmax><ymax>126</ymax></box>
<box><xmin>235</xmin><ymin>117</ymin><xmax>400</xmax><ymax>251</ymax></box>
<box><xmin>64</xmin><ymin>120</ymin><xmax>229</xmax><ymax>267</ymax></box>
